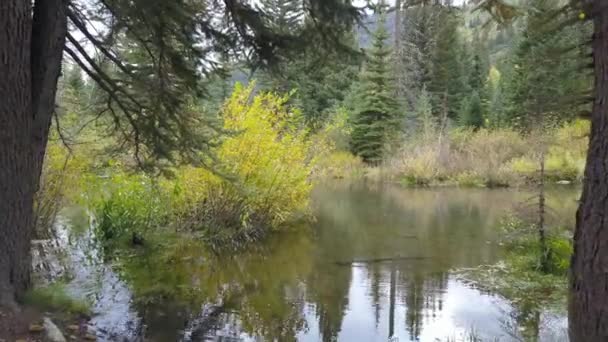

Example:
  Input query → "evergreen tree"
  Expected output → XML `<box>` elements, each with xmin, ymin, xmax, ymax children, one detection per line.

<box><xmin>64</xmin><ymin>63</ymin><xmax>85</xmax><ymax>97</ymax></box>
<box><xmin>258</xmin><ymin>0</ymin><xmax>361</xmax><ymax>130</ymax></box>
<box><xmin>414</xmin><ymin>87</ymin><xmax>435</xmax><ymax>140</ymax></box>
<box><xmin>428</xmin><ymin>7</ymin><xmax>467</xmax><ymax>120</ymax></box>
<box><xmin>485</xmin><ymin>66</ymin><xmax>506</xmax><ymax>128</ymax></box>
<box><xmin>396</xmin><ymin>4</ymin><xmax>439</xmax><ymax>110</ymax></box>
<box><xmin>260</xmin><ymin>0</ymin><xmax>303</xmax><ymax>34</ymax></box>
<box><xmin>58</xmin><ymin>62</ymin><xmax>87</xmax><ymax>116</ymax></box>
<box><xmin>503</xmin><ymin>0</ymin><xmax>591</xmax><ymax>130</ymax></box>
<box><xmin>458</xmin><ymin>91</ymin><xmax>484</xmax><ymax>128</ymax></box>
<box><xmin>351</xmin><ymin>13</ymin><xmax>398</xmax><ymax>164</ymax></box>
<box><xmin>469</xmin><ymin>54</ymin><xmax>485</xmax><ymax>93</ymax></box>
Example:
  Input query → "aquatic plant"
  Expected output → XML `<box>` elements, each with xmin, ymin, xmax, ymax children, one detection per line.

<box><xmin>23</xmin><ymin>283</ymin><xmax>91</xmax><ymax>316</ymax></box>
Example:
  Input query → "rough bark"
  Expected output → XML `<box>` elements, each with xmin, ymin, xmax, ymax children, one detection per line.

<box><xmin>569</xmin><ymin>1</ymin><xmax>608</xmax><ymax>340</ymax></box>
<box><xmin>0</xmin><ymin>0</ymin><xmax>67</xmax><ymax>305</ymax></box>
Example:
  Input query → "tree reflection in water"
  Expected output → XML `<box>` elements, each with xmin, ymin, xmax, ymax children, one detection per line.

<box><xmin>114</xmin><ymin>182</ymin><xmax>576</xmax><ymax>341</ymax></box>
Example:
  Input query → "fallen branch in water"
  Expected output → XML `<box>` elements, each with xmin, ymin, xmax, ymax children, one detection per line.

<box><xmin>396</xmin><ymin>234</ymin><xmax>418</xmax><ymax>239</ymax></box>
<box><xmin>334</xmin><ymin>256</ymin><xmax>430</xmax><ymax>266</ymax></box>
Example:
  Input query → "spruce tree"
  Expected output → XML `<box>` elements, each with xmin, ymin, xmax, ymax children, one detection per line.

<box><xmin>258</xmin><ymin>0</ymin><xmax>361</xmax><ymax>130</ymax></box>
<box><xmin>260</xmin><ymin>0</ymin><xmax>303</xmax><ymax>34</ymax></box>
<box><xmin>503</xmin><ymin>0</ymin><xmax>591</xmax><ymax>130</ymax></box>
<box><xmin>397</xmin><ymin>4</ymin><xmax>439</xmax><ymax>110</ymax></box>
<box><xmin>428</xmin><ymin>7</ymin><xmax>467</xmax><ymax>120</ymax></box>
<box><xmin>458</xmin><ymin>91</ymin><xmax>484</xmax><ymax>129</ymax></box>
<box><xmin>351</xmin><ymin>12</ymin><xmax>398</xmax><ymax>164</ymax></box>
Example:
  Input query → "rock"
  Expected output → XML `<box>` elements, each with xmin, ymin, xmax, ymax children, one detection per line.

<box><xmin>84</xmin><ymin>333</ymin><xmax>97</xmax><ymax>341</ymax></box>
<box><xmin>557</xmin><ymin>180</ymin><xmax>572</xmax><ymax>185</ymax></box>
<box><xmin>29</xmin><ymin>323</ymin><xmax>45</xmax><ymax>333</ymax></box>
<box><xmin>43</xmin><ymin>317</ymin><xmax>67</xmax><ymax>342</ymax></box>
<box><xmin>66</xmin><ymin>324</ymin><xmax>80</xmax><ymax>332</ymax></box>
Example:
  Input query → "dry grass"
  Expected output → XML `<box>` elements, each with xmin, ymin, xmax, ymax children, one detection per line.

<box><xmin>379</xmin><ymin>120</ymin><xmax>589</xmax><ymax>187</ymax></box>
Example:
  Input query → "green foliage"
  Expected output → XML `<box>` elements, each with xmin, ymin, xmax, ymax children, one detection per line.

<box><xmin>23</xmin><ymin>283</ymin><xmax>91</xmax><ymax>316</ymax></box>
<box><xmin>88</xmin><ymin>84</ymin><xmax>319</xmax><ymax>250</ymax></box>
<box><xmin>314</xmin><ymin>151</ymin><xmax>365</xmax><ymax>180</ymax></box>
<box><xmin>64</xmin><ymin>0</ymin><xmax>361</xmax><ymax>170</ymax></box>
<box><xmin>428</xmin><ymin>7</ymin><xmax>467</xmax><ymax>119</ymax></box>
<box><xmin>485</xmin><ymin>66</ymin><xmax>505</xmax><ymax>128</ymax></box>
<box><xmin>413</xmin><ymin>87</ymin><xmax>436</xmax><ymax>140</ymax></box>
<box><xmin>508</xmin><ymin>119</ymin><xmax>589</xmax><ymax>181</ymax></box>
<box><xmin>351</xmin><ymin>12</ymin><xmax>399</xmax><ymax>164</ymax></box>
<box><xmin>92</xmin><ymin>173</ymin><xmax>169</xmax><ymax>249</ymax></box>
<box><xmin>34</xmin><ymin>139</ymin><xmax>90</xmax><ymax>238</ymax></box>
<box><xmin>458</xmin><ymin>91</ymin><xmax>484</xmax><ymax>129</ymax></box>
<box><xmin>498</xmin><ymin>214</ymin><xmax>572</xmax><ymax>276</ymax></box>
<box><xmin>502</xmin><ymin>0</ymin><xmax>592</xmax><ymax>130</ymax></box>
<box><xmin>254</xmin><ymin>0</ymin><xmax>363</xmax><ymax>130</ymax></box>
<box><xmin>260</xmin><ymin>0</ymin><xmax>303</xmax><ymax>34</ymax></box>
<box><xmin>397</xmin><ymin>4</ymin><xmax>436</xmax><ymax>108</ymax></box>
<box><xmin>458</xmin><ymin>214</ymin><xmax>571</xmax><ymax>319</ymax></box>
<box><xmin>547</xmin><ymin>235</ymin><xmax>573</xmax><ymax>275</ymax></box>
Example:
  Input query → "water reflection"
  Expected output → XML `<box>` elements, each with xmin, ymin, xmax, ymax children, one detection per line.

<box><xmin>66</xmin><ymin>182</ymin><xmax>579</xmax><ymax>341</ymax></box>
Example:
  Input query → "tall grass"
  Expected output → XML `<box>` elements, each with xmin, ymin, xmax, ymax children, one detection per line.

<box><xmin>382</xmin><ymin>120</ymin><xmax>589</xmax><ymax>187</ymax></box>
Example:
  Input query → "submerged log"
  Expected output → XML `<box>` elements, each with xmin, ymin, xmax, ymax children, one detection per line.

<box><xmin>334</xmin><ymin>256</ymin><xmax>430</xmax><ymax>266</ymax></box>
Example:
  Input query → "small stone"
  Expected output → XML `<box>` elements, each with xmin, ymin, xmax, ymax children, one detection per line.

<box><xmin>43</xmin><ymin>317</ymin><xmax>67</xmax><ymax>342</ymax></box>
<box><xmin>84</xmin><ymin>334</ymin><xmax>97</xmax><ymax>341</ymax></box>
<box><xmin>29</xmin><ymin>323</ymin><xmax>45</xmax><ymax>332</ymax></box>
<box><xmin>67</xmin><ymin>324</ymin><xmax>80</xmax><ymax>332</ymax></box>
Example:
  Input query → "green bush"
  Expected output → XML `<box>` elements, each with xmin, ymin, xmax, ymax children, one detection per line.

<box><xmin>93</xmin><ymin>173</ymin><xmax>169</xmax><ymax>249</ymax></box>
<box><xmin>546</xmin><ymin>235</ymin><xmax>573</xmax><ymax>276</ymax></box>
<box><xmin>452</xmin><ymin>171</ymin><xmax>484</xmax><ymax>187</ymax></box>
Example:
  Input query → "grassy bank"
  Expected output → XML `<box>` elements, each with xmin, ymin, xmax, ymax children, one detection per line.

<box><xmin>321</xmin><ymin>120</ymin><xmax>589</xmax><ymax>188</ymax></box>
<box><xmin>387</xmin><ymin>121</ymin><xmax>588</xmax><ymax>187</ymax></box>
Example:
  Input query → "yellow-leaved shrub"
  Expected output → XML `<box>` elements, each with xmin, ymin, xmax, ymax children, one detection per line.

<box><xmin>218</xmin><ymin>83</ymin><xmax>313</xmax><ymax>226</ymax></box>
<box><xmin>162</xmin><ymin>83</ymin><xmax>317</xmax><ymax>247</ymax></box>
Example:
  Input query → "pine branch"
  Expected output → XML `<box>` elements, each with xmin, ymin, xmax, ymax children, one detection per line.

<box><xmin>67</xmin><ymin>7</ymin><xmax>134</xmax><ymax>77</ymax></box>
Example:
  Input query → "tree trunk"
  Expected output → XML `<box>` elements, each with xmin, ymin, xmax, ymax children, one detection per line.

<box><xmin>569</xmin><ymin>1</ymin><xmax>608</xmax><ymax>340</ymax></box>
<box><xmin>394</xmin><ymin>0</ymin><xmax>402</xmax><ymax>50</ymax></box>
<box><xmin>0</xmin><ymin>0</ymin><xmax>67</xmax><ymax>306</ymax></box>
<box><xmin>538</xmin><ymin>151</ymin><xmax>550</xmax><ymax>274</ymax></box>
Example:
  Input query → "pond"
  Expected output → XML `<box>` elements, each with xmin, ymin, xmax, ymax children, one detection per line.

<box><xmin>56</xmin><ymin>182</ymin><xmax>580</xmax><ymax>341</ymax></box>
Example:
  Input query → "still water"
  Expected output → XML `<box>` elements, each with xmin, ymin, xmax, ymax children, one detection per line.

<box><xmin>58</xmin><ymin>182</ymin><xmax>580</xmax><ymax>341</ymax></box>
